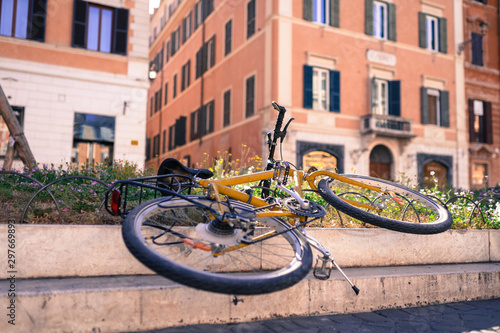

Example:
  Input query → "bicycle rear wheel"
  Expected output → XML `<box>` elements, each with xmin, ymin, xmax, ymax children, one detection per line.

<box><xmin>318</xmin><ymin>175</ymin><xmax>452</xmax><ymax>234</ymax></box>
<box><xmin>122</xmin><ymin>196</ymin><xmax>312</xmax><ymax>295</ymax></box>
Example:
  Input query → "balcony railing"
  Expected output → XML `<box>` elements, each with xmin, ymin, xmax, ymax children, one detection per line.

<box><xmin>361</xmin><ymin>114</ymin><xmax>415</xmax><ymax>138</ymax></box>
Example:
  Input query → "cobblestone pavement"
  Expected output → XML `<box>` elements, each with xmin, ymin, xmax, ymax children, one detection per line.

<box><xmin>143</xmin><ymin>298</ymin><xmax>500</xmax><ymax>333</ymax></box>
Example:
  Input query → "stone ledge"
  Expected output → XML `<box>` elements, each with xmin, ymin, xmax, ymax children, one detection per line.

<box><xmin>0</xmin><ymin>224</ymin><xmax>498</xmax><ymax>279</ymax></box>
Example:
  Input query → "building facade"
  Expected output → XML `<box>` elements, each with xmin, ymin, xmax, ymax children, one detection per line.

<box><xmin>147</xmin><ymin>0</ymin><xmax>472</xmax><ymax>189</ymax></box>
<box><xmin>461</xmin><ymin>0</ymin><xmax>500</xmax><ymax>189</ymax></box>
<box><xmin>0</xmin><ymin>0</ymin><xmax>149</xmax><ymax>168</ymax></box>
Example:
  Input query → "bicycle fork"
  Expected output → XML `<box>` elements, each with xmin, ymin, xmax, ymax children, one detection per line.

<box><xmin>298</xmin><ymin>228</ymin><xmax>360</xmax><ymax>295</ymax></box>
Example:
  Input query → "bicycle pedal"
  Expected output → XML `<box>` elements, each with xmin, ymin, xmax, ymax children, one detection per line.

<box><xmin>313</xmin><ymin>256</ymin><xmax>332</xmax><ymax>280</ymax></box>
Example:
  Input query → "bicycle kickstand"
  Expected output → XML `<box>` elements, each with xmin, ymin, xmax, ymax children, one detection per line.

<box><xmin>314</xmin><ymin>254</ymin><xmax>360</xmax><ymax>295</ymax></box>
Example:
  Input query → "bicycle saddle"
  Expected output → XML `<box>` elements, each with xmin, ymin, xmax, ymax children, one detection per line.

<box><xmin>157</xmin><ymin>158</ymin><xmax>213</xmax><ymax>179</ymax></box>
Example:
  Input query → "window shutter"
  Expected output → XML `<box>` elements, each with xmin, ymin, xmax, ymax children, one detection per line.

<box><xmin>418</xmin><ymin>12</ymin><xmax>426</xmax><ymax>48</ymax></box>
<box><xmin>303</xmin><ymin>0</ymin><xmax>313</xmax><ymax>21</ymax></box>
<box><xmin>370</xmin><ymin>77</ymin><xmax>376</xmax><ymax>112</ymax></box>
<box><xmin>166</xmin><ymin>41</ymin><xmax>170</xmax><ymax>63</ymax></box>
<box><xmin>330</xmin><ymin>0</ymin><xmax>340</xmax><ymax>28</ymax></box>
<box><xmin>164</xmin><ymin>83</ymin><xmax>168</xmax><ymax>105</ymax></box>
<box><xmin>438</xmin><ymin>17</ymin><xmax>447</xmax><ymax>53</ymax></box>
<box><xmin>190</xmin><ymin>112</ymin><xmax>196</xmax><ymax>141</ymax></box>
<box><xmin>175</xmin><ymin>117</ymin><xmax>187</xmax><ymax>146</ymax></box>
<box><xmin>171</xmin><ymin>32</ymin><xmax>176</xmax><ymax>56</ymax></box>
<box><xmin>72</xmin><ymin>0</ymin><xmax>88</xmax><ymax>48</ymax></box>
<box><xmin>471</xmin><ymin>33</ymin><xmax>484</xmax><ymax>66</ymax></box>
<box><xmin>168</xmin><ymin>126</ymin><xmax>174</xmax><ymax>150</ymax></box>
<box><xmin>303</xmin><ymin>65</ymin><xmax>313</xmax><ymax>109</ymax></box>
<box><xmin>210</xmin><ymin>36</ymin><xmax>216</xmax><ymax>68</ymax></box>
<box><xmin>225</xmin><ymin>20</ymin><xmax>232</xmax><ymax>55</ymax></box>
<box><xmin>439</xmin><ymin>90</ymin><xmax>449</xmax><ymax>127</ymax></box>
<box><xmin>113</xmin><ymin>8</ymin><xmax>129</xmax><ymax>55</ymax></box>
<box><xmin>468</xmin><ymin>99</ymin><xmax>476</xmax><ymax>143</ymax></box>
<box><xmin>485</xmin><ymin>101</ymin><xmax>493</xmax><ymax>144</ymax></box>
<box><xmin>329</xmin><ymin>70</ymin><xmax>340</xmax><ymax>113</ymax></box>
<box><xmin>421</xmin><ymin>87</ymin><xmax>429</xmax><ymax>124</ymax></box>
<box><xmin>388</xmin><ymin>80</ymin><xmax>401</xmax><ymax>116</ymax></box>
<box><xmin>187</xmin><ymin>60</ymin><xmax>191</xmax><ymax>87</ymax></box>
<box><xmin>196</xmin><ymin>48</ymin><xmax>202</xmax><ymax>78</ymax></box>
<box><xmin>365</xmin><ymin>0</ymin><xmax>373</xmax><ymax>36</ymax></box>
<box><xmin>388</xmin><ymin>3</ymin><xmax>396</xmax><ymax>41</ymax></box>
<box><xmin>29</xmin><ymin>0</ymin><xmax>47</xmax><ymax>41</ymax></box>
<box><xmin>208</xmin><ymin>101</ymin><xmax>214</xmax><ymax>133</ymax></box>
<box><xmin>199</xmin><ymin>107</ymin><xmax>207</xmax><ymax>137</ymax></box>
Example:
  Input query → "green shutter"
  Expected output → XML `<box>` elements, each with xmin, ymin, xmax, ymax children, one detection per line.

<box><xmin>421</xmin><ymin>87</ymin><xmax>428</xmax><ymax>124</ymax></box>
<box><xmin>418</xmin><ymin>12</ymin><xmax>427</xmax><ymax>48</ymax></box>
<box><xmin>485</xmin><ymin>102</ymin><xmax>493</xmax><ymax>144</ymax></box>
<box><xmin>370</xmin><ymin>78</ymin><xmax>376</xmax><ymax>113</ymax></box>
<box><xmin>388</xmin><ymin>3</ymin><xmax>396</xmax><ymax>41</ymax></box>
<box><xmin>439</xmin><ymin>90</ymin><xmax>449</xmax><ymax>127</ymax></box>
<box><xmin>439</xmin><ymin>17</ymin><xmax>447</xmax><ymax>53</ymax></box>
<box><xmin>113</xmin><ymin>8</ymin><xmax>129</xmax><ymax>55</ymax></box>
<box><xmin>329</xmin><ymin>70</ymin><xmax>340</xmax><ymax>112</ymax></box>
<box><xmin>304</xmin><ymin>0</ymin><xmax>313</xmax><ymax>21</ymax></box>
<box><xmin>365</xmin><ymin>0</ymin><xmax>373</xmax><ymax>36</ymax></box>
<box><xmin>330</xmin><ymin>0</ymin><xmax>340</xmax><ymax>27</ymax></box>
<box><xmin>72</xmin><ymin>0</ymin><xmax>88</xmax><ymax>48</ymax></box>
<box><xmin>304</xmin><ymin>65</ymin><xmax>313</xmax><ymax>109</ymax></box>
<box><xmin>388</xmin><ymin>80</ymin><xmax>400</xmax><ymax>116</ymax></box>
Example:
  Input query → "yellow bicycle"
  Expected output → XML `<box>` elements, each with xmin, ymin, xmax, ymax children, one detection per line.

<box><xmin>107</xmin><ymin>102</ymin><xmax>452</xmax><ymax>295</ymax></box>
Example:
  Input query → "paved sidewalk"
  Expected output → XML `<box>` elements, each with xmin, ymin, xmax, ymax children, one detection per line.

<box><xmin>143</xmin><ymin>298</ymin><xmax>500</xmax><ymax>333</ymax></box>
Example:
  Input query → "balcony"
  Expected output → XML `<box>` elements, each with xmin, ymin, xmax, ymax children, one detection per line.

<box><xmin>361</xmin><ymin>114</ymin><xmax>415</xmax><ymax>138</ymax></box>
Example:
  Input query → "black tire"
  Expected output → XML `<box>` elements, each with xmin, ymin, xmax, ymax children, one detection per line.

<box><xmin>122</xmin><ymin>196</ymin><xmax>312</xmax><ymax>295</ymax></box>
<box><xmin>318</xmin><ymin>175</ymin><xmax>452</xmax><ymax>234</ymax></box>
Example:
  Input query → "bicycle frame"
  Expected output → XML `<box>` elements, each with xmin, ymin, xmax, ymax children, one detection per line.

<box><xmin>197</xmin><ymin>168</ymin><xmax>385</xmax><ymax>223</ymax></box>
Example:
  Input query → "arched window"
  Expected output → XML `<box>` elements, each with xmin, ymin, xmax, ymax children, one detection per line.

<box><xmin>369</xmin><ymin>145</ymin><xmax>393</xmax><ymax>180</ymax></box>
<box><xmin>302</xmin><ymin>151</ymin><xmax>337</xmax><ymax>171</ymax></box>
<box><xmin>423</xmin><ymin>161</ymin><xmax>447</xmax><ymax>189</ymax></box>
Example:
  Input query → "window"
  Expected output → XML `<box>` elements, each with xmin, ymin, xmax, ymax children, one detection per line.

<box><xmin>0</xmin><ymin>0</ymin><xmax>47</xmax><ymax>41</ymax></box>
<box><xmin>225</xmin><ymin>20</ymin><xmax>232</xmax><ymax>56</ymax></box>
<box><xmin>182</xmin><ymin>11</ymin><xmax>192</xmax><ymax>43</ymax></box>
<box><xmin>169</xmin><ymin>117</ymin><xmax>187</xmax><ymax>150</ymax></box>
<box><xmin>72</xmin><ymin>113</ymin><xmax>115</xmax><ymax>164</ymax></box>
<box><xmin>181</xmin><ymin>60</ymin><xmax>191</xmax><ymax>91</ymax></box>
<box><xmin>247</xmin><ymin>0</ymin><xmax>255</xmax><ymax>39</ymax></box>
<box><xmin>472</xmin><ymin>163</ymin><xmax>488</xmax><ymax>190</ymax></box>
<box><xmin>303</xmin><ymin>65</ymin><xmax>340</xmax><ymax>112</ymax></box>
<box><xmin>196</xmin><ymin>35</ymin><xmax>215</xmax><ymax>78</ymax></box>
<box><xmin>365</xmin><ymin>0</ymin><xmax>396</xmax><ymax>41</ymax></box>
<box><xmin>152</xmin><ymin>134</ymin><xmax>160</xmax><ymax>158</ymax></box>
<box><xmin>302</xmin><ymin>151</ymin><xmax>337</xmax><ymax>171</ymax></box>
<box><xmin>170</xmin><ymin>26</ymin><xmax>180</xmax><ymax>56</ymax></box>
<box><xmin>471</xmin><ymin>32</ymin><xmax>484</xmax><ymax>66</ymax></box>
<box><xmin>0</xmin><ymin>106</ymin><xmax>24</xmax><ymax>157</ymax></box>
<box><xmin>246</xmin><ymin>76</ymin><xmax>255</xmax><ymax>118</ymax></box>
<box><xmin>303</xmin><ymin>0</ymin><xmax>339</xmax><ymax>27</ymax></box>
<box><xmin>426</xmin><ymin>16</ymin><xmax>438</xmax><ymax>51</ymax></box>
<box><xmin>194</xmin><ymin>1</ymin><xmax>202</xmax><ymax>30</ymax></box>
<box><xmin>149</xmin><ymin>97</ymin><xmax>153</xmax><ymax>117</ymax></box>
<box><xmin>223</xmin><ymin>90</ymin><xmax>231</xmax><ymax>127</ymax></box>
<box><xmin>421</xmin><ymin>87</ymin><xmax>449</xmax><ymax>127</ymax></box>
<box><xmin>422</xmin><ymin>161</ymin><xmax>447</xmax><ymax>189</ymax></box>
<box><xmin>370</xmin><ymin>79</ymin><xmax>400</xmax><ymax>116</ymax></box>
<box><xmin>156</xmin><ymin>88</ymin><xmax>162</xmax><ymax>112</ymax></box>
<box><xmin>469</xmin><ymin>99</ymin><xmax>493</xmax><ymax>144</ymax></box>
<box><xmin>165</xmin><ymin>40</ymin><xmax>170</xmax><ymax>63</ymax></box>
<box><xmin>72</xmin><ymin>0</ymin><xmax>129</xmax><ymax>55</ymax></box>
<box><xmin>190</xmin><ymin>101</ymin><xmax>214</xmax><ymax>140</ymax></box>
<box><xmin>313</xmin><ymin>68</ymin><xmax>329</xmax><ymax>111</ymax></box>
<box><xmin>373</xmin><ymin>1</ymin><xmax>387</xmax><ymax>39</ymax></box>
<box><xmin>419</xmin><ymin>12</ymin><xmax>447</xmax><ymax>53</ymax></box>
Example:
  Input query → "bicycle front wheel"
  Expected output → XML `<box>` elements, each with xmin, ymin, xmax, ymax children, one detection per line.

<box><xmin>318</xmin><ymin>175</ymin><xmax>452</xmax><ymax>234</ymax></box>
<box><xmin>122</xmin><ymin>196</ymin><xmax>312</xmax><ymax>295</ymax></box>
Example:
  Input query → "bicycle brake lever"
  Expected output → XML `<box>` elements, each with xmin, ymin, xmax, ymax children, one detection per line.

<box><xmin>279</xmin><ymin>118</ymin><xmax>294</xmax><ymax>143</ymax></box>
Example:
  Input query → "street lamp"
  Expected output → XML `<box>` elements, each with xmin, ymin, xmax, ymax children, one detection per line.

<box><xmin>149</xmin><ymin>64</ymin><xmax>158</xmax><ymax>80</ymax></box>
<box><xmin>457</xmin><ymin>18</ymin><xmax>488</xmax><ymax>55</ymax></box>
